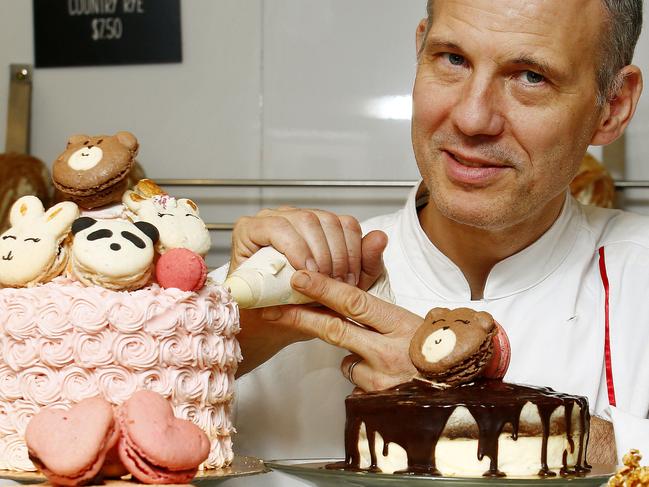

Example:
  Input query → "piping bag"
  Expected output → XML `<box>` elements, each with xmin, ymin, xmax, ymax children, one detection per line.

<box><xmin>224</xmin><ymin>246</ymin><xmax>395</xmax><ymax>309</ymax></box>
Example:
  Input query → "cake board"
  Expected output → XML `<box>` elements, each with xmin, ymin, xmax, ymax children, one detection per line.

<box><xmin>0</xmin><ymin>455</ymin><xmax>267</xmax><ymax>486</ymax></box>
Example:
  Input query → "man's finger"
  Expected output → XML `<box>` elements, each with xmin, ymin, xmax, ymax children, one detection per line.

<box><xmin>358</xmin><ymin>230</ymin><xmax>388</xmax><ymax>291</ymax></box>
<box><xmin>312</xmin><ymin>210</ymin><xmax>350</xmax><ymax>281</ymax></box>
<box><xmin>262</xmin><ymin>303</ymin><xmax>385</xmax><ymax>361</ymax></box>
<box><xmin>340</xmin><ymin>358</ymin><xmax>404</xmax><ymax>392</ymax></box>
<box><xmin>340</xmin><ymin>353</ymin><xmax>363</xmax><ymax>383</ymax></box>
<box><xmin>290</xmin><ymin>270</ymin><xmax>421</xmax><ymax>334</ymax></box>
<box><xmin>230</xmin><ymin>215</ymin><xmax>315</xmax><ymax>272</ymax></box>
<box><xmin>339</xmin><ymin>215</ymin><xmax>362</xmax><ymax>286</ymax></box>
<box><xmin>284</xmin><ymin>211</ymin><xmax>333</xmax><ymax>276</ymax></box>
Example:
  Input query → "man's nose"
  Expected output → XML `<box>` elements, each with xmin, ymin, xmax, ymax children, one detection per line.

<box><xmin>450</xmin><ymin>77</ymin><xmax>505</xmax><ymax>137</ymax></box>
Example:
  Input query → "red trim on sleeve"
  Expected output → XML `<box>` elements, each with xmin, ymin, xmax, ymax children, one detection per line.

<box><xmin>598</xmin><ymin>247</ymin><xmax>617</xmax><ymax>407</ymax></box>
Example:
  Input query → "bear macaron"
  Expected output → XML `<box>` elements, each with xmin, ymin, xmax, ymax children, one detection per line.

<box><xmin>53</xmin><ymin>132</ymin><xmax>138</xmax><ymax>209</ymax></box>
<box><xmin>409</xmin><ymin>307</ymin><xmax>510</xmax><ymax>386</ymax></box>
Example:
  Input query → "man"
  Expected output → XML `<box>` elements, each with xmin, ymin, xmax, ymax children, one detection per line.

<box><xmin>218</xmin><ymin>0</ymin><xmax>646</xmax><ymax>482</ymax></box>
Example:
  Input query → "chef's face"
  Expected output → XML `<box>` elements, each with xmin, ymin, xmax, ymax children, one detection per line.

<box><xmin>411</xmin><ymin>0</ymin><xmax>606</xmax><ymax>230</ymax></box>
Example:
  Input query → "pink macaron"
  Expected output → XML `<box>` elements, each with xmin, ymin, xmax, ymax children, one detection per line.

<box><xmin>25</xmin><ymin>397</ymin><xmax>120</xmax><ymax>486</ymax></box>
<box><xmin>155</xmin><ymin>248</ymin><xmax>207</xmax><ymax>292</ymax></box>
<box><xmin>483</xmin><ymin>321</ymin><xmax>511</xmax><ymax>379</ymax></box>
<box><xmin>116</xmin><ymin>390</ymin><xmax>210</xmax><ymax>484</ymax></box>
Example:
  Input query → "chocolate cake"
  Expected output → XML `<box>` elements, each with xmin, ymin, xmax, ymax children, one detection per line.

<box><xmin>331</xmin><ymin>308</ymin><xmax>591</xmax><ymax>478</ymax></box>
<box><xmin>336</xmin><ymin>379</ymin><xmax>590</xmax><ymax>477</ymax></box>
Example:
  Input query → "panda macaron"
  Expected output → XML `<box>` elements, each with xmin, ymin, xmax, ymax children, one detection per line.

<box><xmin>68</xmin><ymin>217</ymin><xmax>159</xmax><ymax>291</ymax></box>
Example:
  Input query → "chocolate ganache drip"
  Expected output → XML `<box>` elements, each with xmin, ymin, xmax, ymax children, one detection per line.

<box><xmin>330</xmin><ymin>379</ymin><xmax>591</xmax><ymax>478</ymax></box>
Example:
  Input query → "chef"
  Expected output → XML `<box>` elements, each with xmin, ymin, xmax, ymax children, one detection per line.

<box><xmin>217</xmin><ymin>1</ymin><xmax>647</xmax><ymax>485</ymax></box>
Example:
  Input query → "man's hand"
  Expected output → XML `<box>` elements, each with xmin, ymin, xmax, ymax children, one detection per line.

<box><xmin>261</xmin><ymin>269</ymin><xmax>423</xmax><ymax>391</ymax></box>
<box><xmin>230</xmin><ymin>207</ymin><xmax>364</xmax><ymax>284</ymax></box>
<box><xmin>229</xmin><ymin>206</ymin><xmax>389</xmax><ymax>376</ymax></box>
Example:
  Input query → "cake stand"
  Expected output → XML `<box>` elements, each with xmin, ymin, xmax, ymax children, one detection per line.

<box><xmin>266</xmin><ymin>458</ymin><xmax>616</xmax><ymax>487</ymax></box>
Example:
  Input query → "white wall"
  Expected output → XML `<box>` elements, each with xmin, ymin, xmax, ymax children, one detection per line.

<box><xmin>0</xmin><ymin>1</ymin><xmax>424</xmax><ymax>269</ymax></box>
<box><xmin>0</xmin><ymin>1</ymin><xmax>648</xmax><ymax>271</ymax></box>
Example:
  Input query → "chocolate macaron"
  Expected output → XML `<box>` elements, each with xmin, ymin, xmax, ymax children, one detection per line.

<box><xmin>52</xmin><ymin>131</ymin><xmax>138</xmax><ymax>209</ymax></box>
<box><xmin>409</xmin><ymin>307</ymin><xmax>508</xmax><ymax>386</ymax></box>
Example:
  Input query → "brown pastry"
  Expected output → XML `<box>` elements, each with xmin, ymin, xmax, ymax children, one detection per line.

<box><xmin>52</xmin><ymin>131</ymin><xmax>138</xmax><ymax>209</ymax></box>
<box><xmin>408</xmin><ymin>307</ymin><xmax>497</xmax><ymax>386</ymax></box>
<box><xmin>570</xmin><ymin>153</ymin><xmax>616</xmax><ymax>208</ymax></box>
<box><xmin>0</xmin><ymin>153</ymin><xmax>50</xmax><ymax>233</ymax></box>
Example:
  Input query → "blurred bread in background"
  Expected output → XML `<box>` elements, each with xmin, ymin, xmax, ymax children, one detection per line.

<box><xmin>570</xmin><ymin>152</ymin><xmax>616</xmax><ymax>208</ymax></box>
<box><xmin>0</xmin><ymin>153</ymin><xmax>51</xmax><ymax>233</ymax></box>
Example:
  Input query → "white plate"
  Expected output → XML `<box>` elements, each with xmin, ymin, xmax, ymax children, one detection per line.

<box><xmin>265</xmin><ymin>458</ymin><xmax>615</xmax><ymax>487</ymax></box>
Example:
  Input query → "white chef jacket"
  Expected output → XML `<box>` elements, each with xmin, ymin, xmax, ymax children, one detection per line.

<box><xmin>217</xmin><ymin>183</ymin><xmax>649</xmax><ymax>486</ymax></box>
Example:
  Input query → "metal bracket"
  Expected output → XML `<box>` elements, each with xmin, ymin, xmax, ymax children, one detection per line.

<box><xmin>5</xmin><ymin>64</ymin><xmax>33</xmax><ymax>154</ymax></box>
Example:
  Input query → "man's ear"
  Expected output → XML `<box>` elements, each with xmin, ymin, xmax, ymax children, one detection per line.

<box><xmin>416</xmin><ymin>18</ymin><xmax>428</xmax><ymax>58</ymax></box>
<box><xmin>591</xmin><ymin>65</ymin><xmax>643</xmax><ymax>146</ymax></box>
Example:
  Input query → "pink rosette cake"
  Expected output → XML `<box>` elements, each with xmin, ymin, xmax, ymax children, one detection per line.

<box><xmin>0</xmin><ymin>134</ymin><xmax>241</xmax><ymax>479</ymax></box>
<box><xmin>0</xmin><ymin>277</ymin><xmax>240</xmax><ymax>472</ymax></box>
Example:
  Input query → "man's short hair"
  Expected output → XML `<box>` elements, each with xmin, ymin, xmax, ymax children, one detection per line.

<box><xmin>598</xmin><ymin>0</ymin><xmax>643</xmax><ymax>105</ymax></box>
<box><xmin>424</xmin><ymin>0</ymin><xmax>643</xmax><ymax>106</ymax></box>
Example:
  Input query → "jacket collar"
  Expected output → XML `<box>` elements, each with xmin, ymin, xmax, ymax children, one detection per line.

<box><xmin>398</xmin><ymin>182</ymin><xmax>582</xmax><ymax>301</ymax></box>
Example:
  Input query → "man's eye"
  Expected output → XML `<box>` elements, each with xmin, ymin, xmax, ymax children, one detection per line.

<box><xmin>523</xmin><ymin>71</ymin><xmax>545</xmax><ymax>84</ymax></box>
<box><xmin>24</xmin><ymin>238</ymin><xmax>41</xmax><ymax>243</ymax></box>
<box><xmin>157</xmin><ymin>213</ymin><xmax>173</xmax><ymax>218</ymax></box>
<box><xmin>446</xmin><ymin>53</ymin><xmax>466</xmax><ymax>66</ymax></box>
<box><xmin>2</xmin><ymin>235</ymin><xmax>16</xmax><ymax>240</ymax></box>
<box><xmin>185</xmin><ymin>213</ymin><xmax>200</xmax><ymax>219</ymax></box>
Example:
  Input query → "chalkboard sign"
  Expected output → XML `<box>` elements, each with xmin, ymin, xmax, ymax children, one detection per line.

<box><xmin>33</xmin><ymin>0</ymin><xmax>182</xmax><ymax>68</ymax></box>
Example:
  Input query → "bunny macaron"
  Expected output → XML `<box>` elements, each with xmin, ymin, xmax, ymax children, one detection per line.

<box><xmin>0</xmin><ymin>196</ymin><xmax>79</xmax><ymax>288</ymax></box>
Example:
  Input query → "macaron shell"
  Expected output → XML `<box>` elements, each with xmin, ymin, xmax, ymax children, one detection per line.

<box><xmin>25</xmin><ymin>397</ymin><xmax>118</xmax><ymax>480</ymax></box>
<box><xmin>156</xmin><ymin>248</ymin><xmax>207</xmax><ymax>291</ymax></box>
<box><xmin>118</xmin><ymin>435</ymin><xmax>197</xmax><ymax>484</ymax></box>
<box><xmin>483</xmin><ymin>321</ymin><xmax>511</xmax><ymax>379</ymax></box>
<box><xmin>118</xmin><ymin>391</ymin><xmax>210</xmax><ymax>470</ymax></box>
